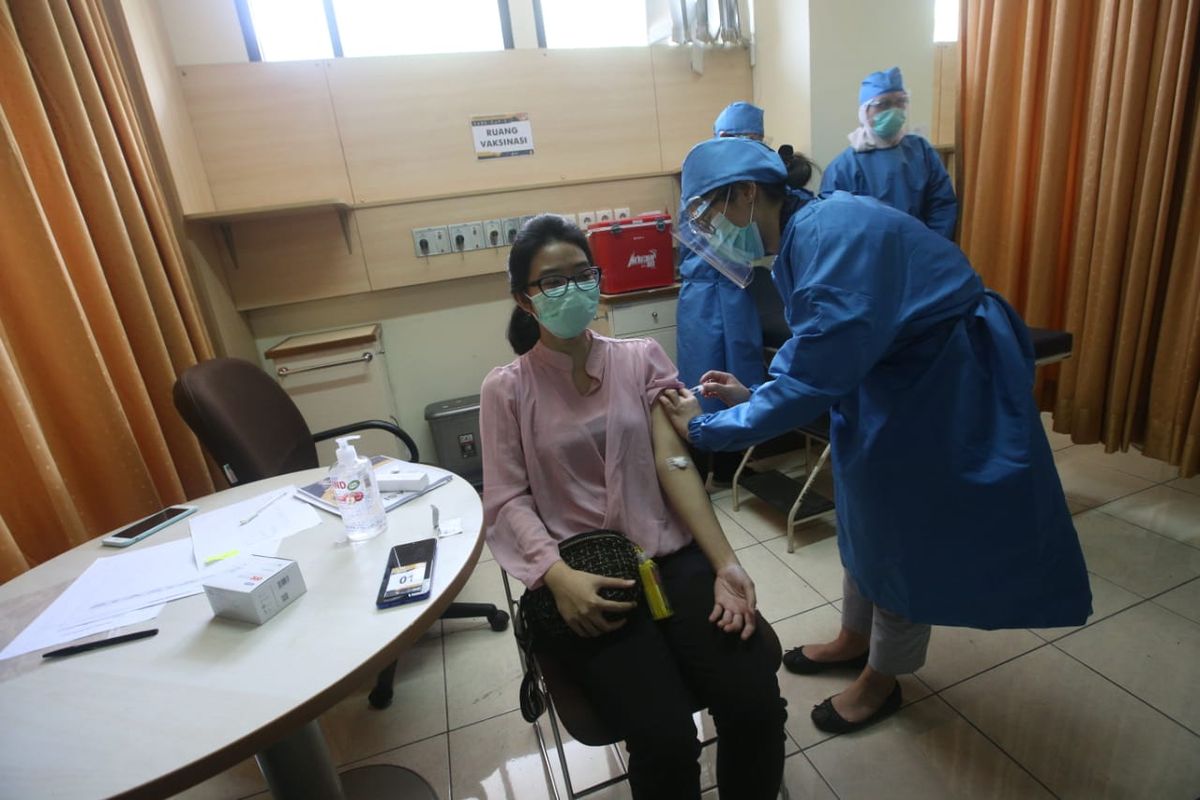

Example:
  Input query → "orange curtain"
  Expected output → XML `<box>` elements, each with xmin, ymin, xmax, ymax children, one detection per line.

<box><xmin>959</xmin><ymin>0</ymin><xmax>1200</xmax><ymax>476</ymax></box>
<box><xmin>0</xmin><ymin>0</ymin><xmax>216</xmax><ymax>582</ymax></box>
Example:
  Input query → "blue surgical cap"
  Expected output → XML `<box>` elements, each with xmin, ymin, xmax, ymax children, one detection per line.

<box><xmin>681</xmin><ymin>137</ymin><xmax>788</xmax><ymax>201</ymax></box>
<box><xmin>859</xmin><ymin>67</ymin><xmax>906</xmax><ymax>105</ymax></box>
<box><xmin>713</xmin><ymin>102</ymin><xmax>765</xmax><ymax>136</ymax></box>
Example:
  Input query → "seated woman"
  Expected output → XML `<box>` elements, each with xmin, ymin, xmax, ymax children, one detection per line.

<box><xmin>480</xmin><ymin>215</ymin><xmax>787</xmax><ymax>800</ymax></box>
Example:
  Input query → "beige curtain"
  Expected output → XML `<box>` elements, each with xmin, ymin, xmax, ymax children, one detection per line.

<box><xmin>0</xmin><ymin>0</ymin><xmax>216</xmax><ymax>582</ymax></box>
<box><xmin>959</xmin><ymin>0</ymin><xmax>1200</xmax><ymax>476</ymax></box>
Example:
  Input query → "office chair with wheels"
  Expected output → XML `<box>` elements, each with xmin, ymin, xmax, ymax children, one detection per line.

<box><xmin>173</xmin><ymin>357</ymin><xmax>509</xmax><ymax>710</ymax></box>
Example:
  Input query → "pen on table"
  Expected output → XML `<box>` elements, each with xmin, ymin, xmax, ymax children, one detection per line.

<box><xmin>239</xmin><ymin>490</ymin><xmax>289</xmax><ymax>526</ymax></box>
<box><xmin>42</xmin><ymin>629</ymin><xmax>159</xmax><ymax>659</ymax></box>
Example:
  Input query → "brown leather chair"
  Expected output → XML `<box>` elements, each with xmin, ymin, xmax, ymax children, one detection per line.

<box><xmin>174</xmin><ymin>357</ymin><xmax>509</xmax><ymax>709</ymax></box>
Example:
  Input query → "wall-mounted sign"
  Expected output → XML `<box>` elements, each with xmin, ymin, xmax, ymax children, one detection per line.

<box><xmin>471</xmin><ymin>113</ymin><xmax>534</xmax><ymax>160</ymax></box>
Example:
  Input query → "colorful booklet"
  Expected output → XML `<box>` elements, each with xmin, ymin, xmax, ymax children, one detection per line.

<box><xmin>295</xmin><ymin>456</ymin><xmax>454</xmax><ymax>515</ymax></box>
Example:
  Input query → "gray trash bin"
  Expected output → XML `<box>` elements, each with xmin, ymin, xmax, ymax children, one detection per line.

<box><xmin>424</xmin><ymin>394</ymin><xmax>482</xmax><ymax>489</ymax></box>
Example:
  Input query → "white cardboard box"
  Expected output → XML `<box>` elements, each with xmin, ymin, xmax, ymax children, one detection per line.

<box><xmin>376</xmin><ymin>463</ymin><xmax>430</xmax><ymax>493</ymax></box>
<box><xmin>202</xmin><ymin>556</ymin><xmax>306</xmax><ymax>625</ymax></box>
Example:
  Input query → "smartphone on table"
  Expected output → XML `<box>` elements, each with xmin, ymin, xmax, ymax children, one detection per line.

<box><xmin>100</xmin><ymin>505</ymin><xmax>198</xmax><ymax>547</ymax></box>
<box><xmin>376</xmin><ymin>538</ymin><xmax>437</xmax><ymax>609</ymax></box>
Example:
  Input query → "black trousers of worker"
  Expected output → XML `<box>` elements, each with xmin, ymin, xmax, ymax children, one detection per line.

<box><xmin>538</xmin><ymin>545</ymin><xmax>786</xmax><ymax>799</ymax></box>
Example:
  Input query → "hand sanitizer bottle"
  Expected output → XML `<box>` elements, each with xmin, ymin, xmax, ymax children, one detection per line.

<box><xmin>330</xmin><ymin>435</ymin><xmax>386</xmax><ymax>542</ymax></box>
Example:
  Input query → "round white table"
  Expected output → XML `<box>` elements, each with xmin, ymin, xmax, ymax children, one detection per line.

<box><xmin>0</xmin><ymin>468</ymin><xmax>484</xmax><ymax>799</ymax></box>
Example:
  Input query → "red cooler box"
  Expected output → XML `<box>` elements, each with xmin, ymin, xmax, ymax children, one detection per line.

<box><xmin>586</xmin><ymin>213</ymin><xmax>675</xmax><ymax>294</ymax></box>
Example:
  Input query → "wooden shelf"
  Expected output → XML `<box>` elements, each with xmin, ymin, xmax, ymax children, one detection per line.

<box><xmin>265</xmin><ymin>324</ymin><xmax>380</xmax><ymax>359</ymax></box>
<box><xmin>186</xmin><ymin>199</ymin><xmax>354</xmax><ymax>270</ymax></box>
<box><xmin>353</xmin><ymin>171</ymin><xmax>681</xmax><ymax>211</ymax></box>
<box><xmin>184</xmin><ymin>199</ymin><xmax>351</xmax><ymax>223</ymax></box>
<box><xmin>182</xmin><ymin>173</ymin><xmax>680</xmax><ymax>221</ymax></box>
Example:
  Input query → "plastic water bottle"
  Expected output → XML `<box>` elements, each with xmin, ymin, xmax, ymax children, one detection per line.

<box><xmin>329</xmin><ymin>435</ymin><xmax>386</xmax><ymax>542</ymax></box>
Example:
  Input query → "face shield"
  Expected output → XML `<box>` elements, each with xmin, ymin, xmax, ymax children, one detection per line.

<box><xmin>674</xmin><ymin>188</ymin><xmax>768</xmax><ymax>288</ymax></box>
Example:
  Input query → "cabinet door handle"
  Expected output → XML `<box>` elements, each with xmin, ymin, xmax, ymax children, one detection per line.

<box><xmin>651</xmin><ymin>311</ymin><xmax>659</xmax><ymax>321</ymax></box>
<box><xmin>277</xmin><ymin>351</ymin><xmax>373</xmax><ymax>377</ymax></box>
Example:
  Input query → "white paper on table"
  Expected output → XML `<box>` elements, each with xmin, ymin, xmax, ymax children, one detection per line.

<box><xmin>52</xmin><ymin>539</ymin><xmax>207</xmax><ymax>627</ymax></box>
<box><xmin>188</xmin><ymin>487</ymin><xmax>320</xmax><ymax>571</ymax></box>
<box><xmin>0</xmin><ymin>604</ymin><xmax>160</xmax><ymax>661</ymax></box>
<box><xmin>0</xmin><ymin>540</ymin><xmax>201</xmax><ymax>660</ymax></box>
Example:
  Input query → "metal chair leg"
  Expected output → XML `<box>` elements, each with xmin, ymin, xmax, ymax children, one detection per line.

<box><xmin>787</xmin><ymin>444</ymin><xmax>830</xmax><ymax>553</ymax></box>
<box><xmin>732</xmin><ymin>445</ymin><xmax>756</xmax><ymax>511</ymax></box>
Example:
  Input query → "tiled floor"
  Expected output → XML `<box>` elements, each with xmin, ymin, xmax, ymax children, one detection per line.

<box><xmin>177</xmin><ymin>415</ymin><xmax>1200</xmax><ymax>799</ymax></box>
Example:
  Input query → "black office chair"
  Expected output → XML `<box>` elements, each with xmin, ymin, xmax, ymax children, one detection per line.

<box><xmin>173</xmin><ymin>357</ymin><xmax>509</xmax><ymax>709</ymax></box>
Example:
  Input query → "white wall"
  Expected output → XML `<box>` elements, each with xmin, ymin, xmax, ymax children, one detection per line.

<box><xmin>751</xmin><ymin>0</ymin><xmax>813</xmax><ymax>157</ymax></box>
<box><xmin>807</xmin><ymin>0</ymin><xmax>936</xmax><ymax>170</ymax></box>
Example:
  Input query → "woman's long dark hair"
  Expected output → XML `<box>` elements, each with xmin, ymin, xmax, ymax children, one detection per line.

<box><xmin>505</xmin><ymin>214</ymin><xmax>595</xmax><ymax>355</ymax></box>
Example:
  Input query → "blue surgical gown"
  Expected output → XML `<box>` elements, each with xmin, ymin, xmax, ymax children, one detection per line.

<box><xmin>688</xmin><ymin>192</ymin><xmax>1091</xmax><ymax>629</ymax></box>
<box><xmin>821</xmin><ymin>135</ymin><xmax>958</xmax><ymax>240</ymax></box>
<box><xmin>675</xmin><ymin>248</ymin><xmax>769</xmax><ymax>415</ymax></box>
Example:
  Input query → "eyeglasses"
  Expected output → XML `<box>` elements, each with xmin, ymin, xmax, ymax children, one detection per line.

<box><xmin>682</xmin><ymin>187</ymin><xmax>734</xmax><ymax>236</ymax></box>
<box><xmin>527</xmin><ymin>266</ymin><xmax>602</xmax><ymax>298</ymax></box>
<box><xmin>868</xmin><ymin>94</ymin><xmax>909</xmax><ymax>112</ymax></box>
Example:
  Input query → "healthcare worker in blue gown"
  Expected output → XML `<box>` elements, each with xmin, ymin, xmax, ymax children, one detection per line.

<box><xmin>660</xmin><ymin>137</ymin><xmax>1091</xmax><ymax>735</ymax></box>
<box><xmin>677</xmin><ymin>102</ymin><xmax>813</xmax><ymax>484</ymax></box>
<box><xmin>821</xmin><ymin>67</ymin><xmax>958</xmax><ymax>240</ymax></box>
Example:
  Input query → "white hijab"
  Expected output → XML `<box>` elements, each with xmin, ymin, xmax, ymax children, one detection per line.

<box><xmin>848</xmin><ymin>101</ymin><xmax>907</xmax><ymax>152</ymax></box>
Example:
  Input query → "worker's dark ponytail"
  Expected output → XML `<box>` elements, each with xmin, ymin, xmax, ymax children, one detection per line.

<box><xmin>777</xmin><ymin>144</ymin><xmax>818</xmax><ymax>191</ymax></box>
<box><xmin>505</xmin><ymin>214</ymin><xmax>595</xmax><ymax>355</ymax></box>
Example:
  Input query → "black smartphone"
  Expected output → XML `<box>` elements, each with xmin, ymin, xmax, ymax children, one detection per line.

<box><xmin>376</xmin><ymin>538</ymin><xmax>437</xmax><ymax>609</ymax></box>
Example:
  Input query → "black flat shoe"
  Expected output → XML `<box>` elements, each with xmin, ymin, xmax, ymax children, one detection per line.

<box><xmin>810</xmin><ymin>682</ymin><xmax>902</xmax><ymax>734</ymax></box>
<box><xmin>782</xmin><ymin>646</ymin><xmax>869</xmax><ymax>675</ymax></box>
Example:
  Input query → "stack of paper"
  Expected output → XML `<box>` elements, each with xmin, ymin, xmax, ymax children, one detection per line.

<box><xmin>0</xmin><ymin>487</ymin><xmax>322</xmax><ymax>661</ymax></box>
<box><xmin>187</xmin><ymin>486</ymin><xmax>320</xmax><ymax>571</ymax></box>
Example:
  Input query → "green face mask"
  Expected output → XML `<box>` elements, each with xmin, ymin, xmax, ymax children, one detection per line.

<box><xmin>530</xmin><ymin>282</ymin><xmax>600</xmax><ymax>339</ymax></box>
<box><xmin>872</xmin><ymin>108</ymin><xmax>906</xmax><ymax>140</ymax></box>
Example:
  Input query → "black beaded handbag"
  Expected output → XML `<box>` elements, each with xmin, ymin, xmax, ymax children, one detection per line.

<box><xmin>516</xmin><ymin>529</ymin><xmax>642</xmax><ymax>722</ymax></box>
<box><xmin>518</xmin><ymin>529</ymin><xmax>642</xmax><ymax>641</ymax></box>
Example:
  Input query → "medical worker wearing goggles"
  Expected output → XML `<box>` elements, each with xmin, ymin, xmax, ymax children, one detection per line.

<box><xmin>677</xmin><ymin>102</ymin><xmax>810</xmax><ymax>485</ymax></box>
<box><xmin>821</xmin><ymin>67</ymin><xmax>958</xmax><ymax>240</ymax></box>
<box><xmin>661</xmin><ymin>137</ymin><xmax>1091</xmax><ymax>734</ymax></box>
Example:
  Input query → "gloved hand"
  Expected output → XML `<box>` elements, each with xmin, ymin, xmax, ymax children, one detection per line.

<box><xmin>697</xmin><ymin>370</ymin><xmax>751</xmax><ymax>406</ymax></box>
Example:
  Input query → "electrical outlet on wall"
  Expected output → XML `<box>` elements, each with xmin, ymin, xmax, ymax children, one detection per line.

<box><xmin>449</xmin><ymin>222</ymin><xmax>485</xmax><ymax>253</ymax></box>
<box><xmin>482</xmin><ymin>219</ymin><xmax>505</xmax><ymax>248</ymax></box>
<box><xmin>577</xmin><ymin>210</ymin><xmax>596</xmax><ymax>228</ymax></box>
<box><xmin>412</xmin><ymin>226</ymin><xmax>450</xmax><ymax>257</ymax></box>
<box><xmin>503</xmin><ymin>217</ymin><xmax>522</xmax><ymax>244</ymax></box>
<box><xmin>595</xmin><ymin>209</ymin><xmax>614</xmax><ymax>223</ymax></box>
<box><xmin>558</xmin><ymin>213</ymin><xmax>578</xmax><ymax>226</ymax></box>
<box><xmin>614</xmin><ymin>207</ymin><xmax>631</xmax><ymax>220</ymax></box>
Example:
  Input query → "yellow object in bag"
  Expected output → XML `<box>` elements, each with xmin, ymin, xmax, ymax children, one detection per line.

<box><xmin>637</xmin><ymin>548</ymin><xmax>673</xmax><ymax>620</ymax></box>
